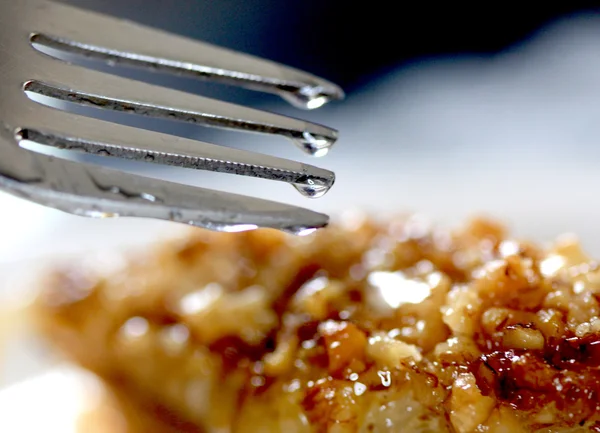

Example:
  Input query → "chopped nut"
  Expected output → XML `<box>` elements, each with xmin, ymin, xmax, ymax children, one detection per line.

<box><xmin>302</xmin><ymin>379</ymin><xmax>358</xmax><ymax>433</ymax></box>
<box><xmin>550</xmin><ymin>234</ymin><xmax>590</xmax><ymax>268</ymax></box>
<box><xmin>434</xmin><ymin>336</ymin><xmax>480</xmax><ymax>361</ymax></box>
<box><xmin>473</xmin><ymin>255</ymin><xmax>543</xmax><ymax>309</ymax></box>
<box><xmin>502</xmin><ymin>325</ymin><xmax>545</xmax><ymax>350</ymax></box>
<box><xmin>534</xmin><ymin>309</ymin><xmax>564</xmax><ymax>339</ymax></box>
<box><xmin>442</xmin><ymin>285</ymin><xmax>482</xmax><ymax>336</ymax></box>
<box><xmin>449</xmin><ymin>373</ymin><xmax>495</xmax><ymax>433</ymax></box>
<box><xmin>182</xmin><ymin>284</ymin><xmax>277</xmax><ymax>345</ymax></box>
<box><xmin>291</xmin><ymin>276</ymin><xmax>344</xmax><ymax>320</ymax></box>
<box><xmin>263</xmin><ymin>336</ymin><xmax>298</xmax><ymax>376</ymax></box>
<box><xmin>366</xmin><ymin>333</ymin><xmax>422</xmax><ymax>367</ymax></box>
<box><xmin>319</xmin><ymin>321</ymin><xmax>367</xmax><ymax>376</ymax></box>
<box><xmin>482</xmin><ymin>407</ymin><xmax>527</xmax><ymax>433</ymax></box>
<box><xmin>575</xmin><ymin>316</ymin><xmax>600</xmax><ymax>337</ymax></box>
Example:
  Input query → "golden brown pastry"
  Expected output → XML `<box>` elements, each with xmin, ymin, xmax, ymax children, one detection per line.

<box><xmin>34</xmin><ymin>215</ymin><xmax>600</xmax><ymax>432</ymax></box>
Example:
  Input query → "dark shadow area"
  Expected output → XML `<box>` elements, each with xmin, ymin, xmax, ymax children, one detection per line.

<box><xmin>62</xmin><ymin>0</ymin><xmax>599</xmax><ymax>93</ymax></box>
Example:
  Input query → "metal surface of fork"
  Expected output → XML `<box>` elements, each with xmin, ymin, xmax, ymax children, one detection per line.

<box><xmin>0</xmin><ymin>0</ymin><xmax>344</xmax><ymax>235</ymax></box>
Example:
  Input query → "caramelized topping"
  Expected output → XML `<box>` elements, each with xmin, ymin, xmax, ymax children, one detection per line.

<box><xmin>34</xmin><ymin>216</ymin><xmax>600</xmax><ymax>432</ymax></box>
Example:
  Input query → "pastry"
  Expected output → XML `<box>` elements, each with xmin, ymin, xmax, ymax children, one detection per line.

<box><xmin>35</xmin><ymin>215</ymin><xmax>600</xmax><ymax>432</ymax></box>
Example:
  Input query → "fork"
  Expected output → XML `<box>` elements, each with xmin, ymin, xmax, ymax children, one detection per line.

<box><xmin>0</xmin><ymin>0</ymin><xmax>344</xmax><ymax>235</ymax></box>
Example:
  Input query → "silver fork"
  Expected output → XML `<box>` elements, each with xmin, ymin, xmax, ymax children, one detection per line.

<box><xmin>0</xmin><ymin>0</ymin><xmax>344</xmax><ymax>235</ymax></box>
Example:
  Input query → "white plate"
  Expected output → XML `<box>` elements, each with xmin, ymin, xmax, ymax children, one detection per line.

<box><xmin>0</xmin><ymin>368</ymin><xmax>95</xmax><ymax>433</ymax></box>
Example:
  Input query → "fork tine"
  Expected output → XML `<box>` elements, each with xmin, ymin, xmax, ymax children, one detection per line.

<box><xmin>24</xmin><ymin>54</ymin><xmax>338</xmax><ymax>157</ymax></box>
<box><xmin>15</xmin><ymin>104</ymin><xmax>335</xmax><ymax>198</ymax></box>
<box><xmin>0</xmin><ymin>148</ymin><xmax>329</xmax><ymax>233</ymax></box>
<box><xmin>0</xmin><ymin>0</ymin><xmax>342</xmax><ymax>233</ymax></box>
<box><xmin>28</xmin><ymin>0</ymin><xmax>344</xmax><ymax>109</ymax></box>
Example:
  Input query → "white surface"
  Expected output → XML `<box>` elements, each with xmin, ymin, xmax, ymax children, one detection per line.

<box><xmin>2</xmin><ymin>14</ymin><xmax>600</xmax><ymax>431</ymax></box>
<box><xmin>0</xmin><ymin>369</ymin><xmax>92</xmax><ymax>433</ymax></box>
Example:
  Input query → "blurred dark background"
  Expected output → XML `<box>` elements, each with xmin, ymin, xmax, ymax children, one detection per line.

<box><xmin>64</xmin><ymin>0</ymin><xmax>600</xmax><ymax>93</ymax></box>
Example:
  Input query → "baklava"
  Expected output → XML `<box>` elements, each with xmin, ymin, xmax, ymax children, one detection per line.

<box><xmin>35</xmin><ymin>216</ymin><xmax>600</xmax><ymax>432</ymax></box>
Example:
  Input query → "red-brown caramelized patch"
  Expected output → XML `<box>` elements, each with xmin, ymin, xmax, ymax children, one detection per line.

<box><xmin>318</xmin><ymin>320</ymin><xmax>368</xmax><ymax>377</ymax></box>
<box><xmin>474</xmin><ymin>333</ymin><xmax>600</xmax><ymax>425</ymax></box>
